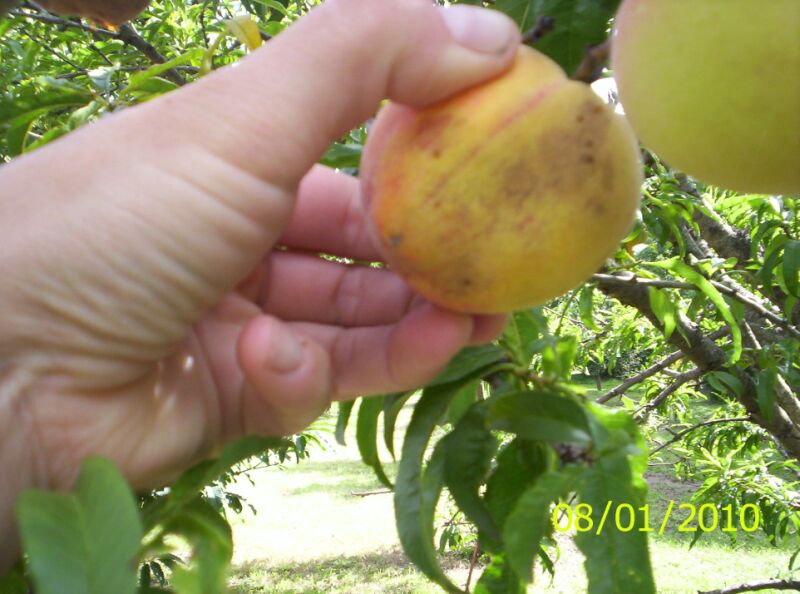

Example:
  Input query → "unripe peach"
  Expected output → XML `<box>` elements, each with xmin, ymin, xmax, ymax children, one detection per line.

<box><xmin>361</xmin><ymin>46</ymin><xmax>643</xmax><ymax>314</ymax></box>
<box><xmin>612</xmin><ymin>0</ymin><xmax>800</xmax><ymax>194</ymax></box>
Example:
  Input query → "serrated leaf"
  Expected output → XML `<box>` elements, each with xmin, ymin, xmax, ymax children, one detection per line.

<box><xmin>335</xmin><ymin>400</ymin><xmax>355</xmax><ymax>446</ymax></box>
<box><xmin>17</xmin><ymin>457</ymin><xmax>142</xmax><ymax>594</ymax></box>
<box><xmin>485</xmin><ymin>439</ymin><xmax>552</xmax><ymax>537</ymax></box>
<box><xmin>487</xmin><ymin>390</ymin><xmax>591</xmax><ymax>445</ymax></box>
<box><xmin>504</xmin><ymin>467</ymin><xmax>583</xmax><ymax>582</ymax></box>
<box><xmin>356</xmin><ymin>395</ymin><xmax>393</xmax><ymax>489</ymax></box>
<box><xmin>495</xmin><ymin>0</ymin><xmax>621</xmax><ymax>75</ymax></box>
<box><xmin>443</xmin><ymin>403</ymin><xmax>500</xmax><ymax>544</ymax></box>
<box><xmin>575</xmin><ymin>454</ymin><xmax>655</xmax><ymax>594</ymax></box>
<box><xmin>394</xmin><ymin>382</ymin><xmax>473</xmax><ymax>594</ymax></box>
<box><xmin>756</xmin><ymin>368</ymin><xmax>777</xmax><ymax>423</ymax></box>
<box><xmin>446</xmin><ymin>379</ymin><xmax>481</xmax><ymax>426</ymax></box>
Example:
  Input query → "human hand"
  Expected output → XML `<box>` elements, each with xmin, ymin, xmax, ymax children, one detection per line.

<box><xmin>0</xmin><ymin>0</ymin><xmax>518</xmax><ymax>567</ymax></box>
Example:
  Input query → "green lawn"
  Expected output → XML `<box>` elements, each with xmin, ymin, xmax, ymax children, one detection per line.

<box><xmin>226</xmin><ymin>394</ymin><xmax>797</xmax><ymax>593</ymax></box>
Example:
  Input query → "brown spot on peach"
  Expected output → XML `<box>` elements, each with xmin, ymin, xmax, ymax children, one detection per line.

<box><xmin>387</xmin><ymin>234</ymin><xmax>403</xmax><ymax>247</ymax></box>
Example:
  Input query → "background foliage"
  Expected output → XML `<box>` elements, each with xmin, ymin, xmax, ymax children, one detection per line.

<box><xmin>0</xmin><ymin>0</ymin><xmax>798</xmax><ymax>593</ymax></box>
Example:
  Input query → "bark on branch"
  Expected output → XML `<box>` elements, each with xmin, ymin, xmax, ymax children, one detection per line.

<box><xmin>698</xmin><ymin>579</ymin><xmax>800</xmax><ymax>594</ymax></box>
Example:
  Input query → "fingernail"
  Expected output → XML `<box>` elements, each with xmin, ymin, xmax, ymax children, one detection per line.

<box><xmin>440</xmin><ymin>5</ymin><xmax>516</xmax><ymax>55</ymax></box>
<box><xmin>265</xmin><ymin>321</ymin><xmax>304</xmax><ymax>373</ymax></box>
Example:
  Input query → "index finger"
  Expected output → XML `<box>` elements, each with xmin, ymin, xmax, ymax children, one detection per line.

<box><xmin>279</xmin><ymin>165</ymin><xmax>382</xmax><ymax>261</ymax></box>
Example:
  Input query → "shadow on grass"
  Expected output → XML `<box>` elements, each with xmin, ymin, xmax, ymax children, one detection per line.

<box><xmin>229</xmin><ymin>548</ymin><xmax>468</xmax><ymax>594</ymax></box>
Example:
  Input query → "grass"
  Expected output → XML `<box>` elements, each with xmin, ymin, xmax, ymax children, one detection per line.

<box><xmin>226</xmin><ymin>389</ymin><xmax>798</xmax><ymax>593</ymax></box>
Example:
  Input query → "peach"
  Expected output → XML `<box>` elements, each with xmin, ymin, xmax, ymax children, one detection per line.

<box><xmin>360</xmin><ymin>46</ymin><xmax>643</xmax><ymax>314</ymax></box>
<box><xmin>612</xmin><ymin>0</ymin><xmax>800</xmax><ymax>195</ymax></box>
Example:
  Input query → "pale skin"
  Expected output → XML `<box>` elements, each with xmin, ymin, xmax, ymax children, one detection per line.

<box><xmin>0</xmin><ymin>0</ymin><xmax>520</xmax><ymax>570</ymax></box>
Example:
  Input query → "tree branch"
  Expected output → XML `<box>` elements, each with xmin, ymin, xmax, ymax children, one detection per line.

<box><xmin>596</xmin><ymin>276</ymin><xmax>800</xmax><ymax>459</ymax></box>
<box><xmin>597</xmin><ymin>350</ymin><xmax>684</xmax><ymax>404</ymax></box>
<box><xmin>11</xmin><ymin>8</ymin><xmax>187</xmax><ymax>86</ymax></box>
<box><xmin>521</xmin><ymin>15</ymin><xmax>555</xmax><ymax>45</ymax></box>
<box><xmin>116</xmin><ymin>24</ymin><xmax>185</xmax><ymax>86</ymax></box>
<box><xmin>635</xmin><ymin>368</ymin><xmax>703</xmax><ymax>416</ymax></box>
<box><xmin>650</xmin><ymin>417</ymin><xmax>751</xmax><ymax>456</ymax></box>
<box><xmin>698</xmin><ymin>579</ymin><xmax>800</xmax><ymax>594</ymax></box>
<box><xmin>592</xmin><ymin>273</ymin><xmax>799</xmax><ymax>340</ymax></box>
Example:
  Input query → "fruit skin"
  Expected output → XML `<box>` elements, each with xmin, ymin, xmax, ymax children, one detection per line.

<box><xmin>612</xmin><ymin>0</ymin><xmax>800</xmax><ymax>195</ymax></box>
<box><xmin>36</xmin><ymin>0</ymin><xmax>150</xmax><ymax>23</ymax></box>
<box><xmin>361</xmin><ymin>46</ymin><xmax>643</xmax><ymax>315</ymax></box>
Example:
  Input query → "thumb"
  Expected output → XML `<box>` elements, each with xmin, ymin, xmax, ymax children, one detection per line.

<box><xmin>0</xmin><ymin>1</ymin><xmax>519</xmax><ymax>363</ymax></box>
<box><xmin>151</xmin><ymin>0</ymin><xmax>521</xmax><ymax>191</ymax></box>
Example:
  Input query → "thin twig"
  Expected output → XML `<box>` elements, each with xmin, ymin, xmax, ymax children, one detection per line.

<box><xmin>521</xmin><ymin>15</ymin><xmax>555</xmax><ymax>45</ymax></box>
<box><xmin>635</xmin><ymin>368</ymin><xmax>703</xmax><ymax>416</ymax></box>
<box><xmin>649</xmin><ymin>417</ymin><xmax>751</xmax><ymax>456</ymax></box>
<box><xmin>571</xmin><ymin>39</ymin><xmax>611</xmax><ymax>83</ymax></box>
<box><xmin>465</xmin><ymin>541</ymin><xmax>480</xmax><ymax>594</ymax></box>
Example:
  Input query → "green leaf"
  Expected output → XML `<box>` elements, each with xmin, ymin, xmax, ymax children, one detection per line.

<box><xmin>158</xmin><ymin>435</ymin><xmax>288</xmax><ymax>517</ymax></box>
<box><xmin>321</xmin><ymin>142</ymin><xmax>363</xmax><ymax>169</ymax></box>
<box><xmin>504</xmin><ymin>467</ymin><xmax>584</xmax><ymax>582</ymax></box>
<box><xmin>503</xmin><ymin>308</ymin><xmax>546</xmax><ymax>365</ymax></box>
<box><xmin>17</xmin><ymin>457</ymin><xmax>142</xmax><ymax>594</ymax></box>
<box><xmin>575</xmin><ymin>454</ymin><xmax>655</xmax><ymax>594</ymax></box>
<box><xmin>383</xmin><ymin>391</ymin><xmax>414</xmax><ymax>459</ymax></box>
<box><xmin>706</xmin><ymin>371</ymin><xmax>744</xmax><ymax>399</ymax></box>
<box><xmin>394</xmin><ymin>382</ymin><xmax>470</xmax><ymax>594</ymax></box>
<box><xmin>485</xmin><ymin>439</ymin><xmax>552</xmax><ymax>537</ymax></box>
<box><xmin>427</xmin><ymin>344</ymin><xmax>509</xmax><ymax>387</ymax></box>
<box><xmin>651</xmin><ymin>259</ymin><xmax>742</xmax><ymax>363</ymax></box>
<box><xmin>446</xmin><ymin>379</ymin><xmax>481</xmax><ymax>426</ymax></box>
<box><xmin>648</xmin><ymin>287</ymin><xmax>676</xmax><ymax>340</ymax></box>
<box><xmin>335</xmin><ymin>400</ymin><xmax>355</xmax><ymax>446</ymax></box>
<box><xmin>356</xmin><ymin>395</ymin><xmax>393</xmax><ymax>489</ymax></box>
<box><xmin>494</xmin><ymin>0</ymin><xmax>621</xmax><ymax>75</ymax></box>
<box><xmin>586</xmin><ymin>403</ymin><xmax>647</xmax><ymax>483</ymax></box>
<box><xmin>756</xmin><ymin>368</ymin><xmax>777</xmax><ymax>423</ymax></box>
<box><xmin>443</xmin><ymin>403</ymin><xmax>500</xmax><ymax>544</ymax></box>
<box><xmin>579</xmin><ymin>285</ymin><xmax>599</xmax><ymax>331</ymax></box>
<box><xmin>120</xmin><ymin>48</ymin><xmax>204</xmax><ymax>95</ymax></box>
<box><xmin>474</xmin><ymin>552</ymin><xmax>526</xmax><ymax>594</ymax></box>
<box><xmin>164</xmin><ymin>498</ymin><xmax>232</xmax><ymax>594</ymax></box>
<box><xmin>486</xmin><ymin>390</ymin><xmax>591</xmax><ymax>445</ymax></box>
<box><xmin>783</xmin><ymin>239</ymin><xmax>800</xmax><ymax>298</ymax></box>
<box><xmin>0</xmin><ymin>78</ymin><xmax>92</xmax><ymax>135</ymax></box>
<box><xmin>0</xmin><ymin>561</ymin><xmax>29</xmax><ymax>594</ymax></box>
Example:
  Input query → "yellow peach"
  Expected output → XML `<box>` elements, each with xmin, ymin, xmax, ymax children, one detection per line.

<box><xmin>612</xmin><ymin>0</ymin><xmax>800</xmax><ymax>194</ymax></box>
<box><xmin>360</xmin><ymin>46</ymin><xmax>643</xmax><ymax>314</ymax></box>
